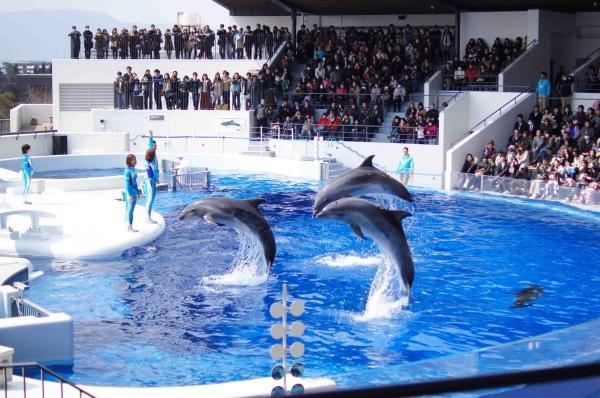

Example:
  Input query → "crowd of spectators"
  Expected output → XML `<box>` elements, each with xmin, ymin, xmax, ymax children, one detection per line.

<box><xmin>69</xmin><ymin>23</ymin><xmax>291</xmax><ymax>60</ymax></box>
<box><xmin>113</xmin><ymin>62</ymin><xmax>293</xmax><ymax>111</ymax></box>
<box><xmin>292</xmin><ymin>24</ymin><xmax>451</xmax><ymax>104</ymax></box>
<box><xmin>457</xmin><ymin>100</ymin><xmax>600</xmax><ymax>204</ymax></box>
<box><xmin>442</xmin><ymin>36</ymin><xmax>527</xmax><ymax>90</ymax></box>
<box><xmin>388</xmin><ymin>102</ymin><xmax>440</xmax><ymax>143</ymax></box>
<box><xmin>281</xmin><ymin>24</ymin><xmax>452</xmax><ymax>141</ymax></box>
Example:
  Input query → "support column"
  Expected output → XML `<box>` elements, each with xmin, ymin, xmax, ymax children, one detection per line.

<box><xmin>291</xmin><ymin>8</ymin><xmax>297</xmax><ymax>50</ymax></box>
<box><xmin>454</xmin><ymin>9</ymin><xmax>461</xmax><ymax>59</ymax></box>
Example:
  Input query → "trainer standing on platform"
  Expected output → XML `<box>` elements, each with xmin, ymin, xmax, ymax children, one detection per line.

<box><xmin>396</xmin><ymin>147</ymin><xmax>414</xmax><ymax>185</ymax></box>
<box><xmin>68</xmin><ymin>26</ymin><xmax>81</xmax><ymax>59</ymax></box>
<box><xmin>21</xmin><ymin>144</ymin><xmax>33</xmax><ymax>205</ymax></box>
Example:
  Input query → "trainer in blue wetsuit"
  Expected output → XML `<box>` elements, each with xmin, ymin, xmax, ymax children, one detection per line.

<box><xmin>143</xmin><ymin>147</ymin><xmax>159</xmax><ymax>223</ymax></box>
<box><xmin>124</xmin><ymin>154</ymin><xmax>140</xmax><ymax>232</ymax></box>
<box><xmin>21</xmin><ymin>144</ymin><xmax>33</xmax><ymax>204</ymax></box>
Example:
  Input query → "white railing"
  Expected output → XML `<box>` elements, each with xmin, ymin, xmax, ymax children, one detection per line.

<box><xmin>450</xmin><ymin>172</ymin><xmax>600</xmax><ymax>206</ymax></box>
<box><xmin>12</xmin><ymin>298</ymin><xmax>51</xmax><ymax>318</ymax></box>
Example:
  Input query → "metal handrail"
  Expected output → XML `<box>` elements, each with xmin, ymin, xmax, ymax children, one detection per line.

<box><xmin>0</xmin><ymin>130</ymin><xmax>57</xmax><ymax>138</ymax></box>
<box><xmin>449</xmin><ymin>87</ymin><xmax>533</xmax><ymax>148</ymax></box>
<box><xmin>573</xmin><ymin>46</ymin><xmax>600</xmax><ymax>69</ymax></box>
<box><xmin>0</xmin><ymin>362</ymin><xmax>96</xmax><ymax>398</ymax></box>
<box><xmin>303</xmin><ymin>362</ymin><xmax>600</xmax><ymax>398</ymax></box>
<box><xmin>435</xmin><ymin>89</ymin><xmax>463</xmax><ymax>108</ymax></box>
<box><xmin>266</xmin><ymin>41</ymin><xmax>288</xmax><ymax>69</ymax></box>
<box><xmin>332</xmin><ymin>140</ymin><xmax>388</xmax><ymax>172</ymax></box>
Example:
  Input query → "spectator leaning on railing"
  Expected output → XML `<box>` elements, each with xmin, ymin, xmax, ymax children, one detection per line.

<box><xmin>112</xmin><ymin>62</ymin><xmax>293</xmax><ymax>111</ymax></box>
<box><xmin>458</xmin><ymin>102</ymin><xmax>600</xmax><ymax>203</ymax></box>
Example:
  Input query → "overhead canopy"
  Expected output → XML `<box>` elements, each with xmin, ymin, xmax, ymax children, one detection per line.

<box><xmin>215</xmin><ymin>0</ymin><xmax>598</xmax><ymax>16</ymax></box>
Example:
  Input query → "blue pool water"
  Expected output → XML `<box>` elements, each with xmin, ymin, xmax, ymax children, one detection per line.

<box><xmin>34</xmin><ymin>168</ymin><xmax>124</xmax><ymax>179</ymax></box>
<box><xmin>26</xmin><ymin>173</ymin><xmax>600</xmax><ymax>388</ymax></box>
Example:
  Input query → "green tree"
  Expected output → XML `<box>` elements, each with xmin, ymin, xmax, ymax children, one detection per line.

<box><xmin>0</xmin><ymin>91</ymin><xmax>16</xmax><ymax>119</ymax></box>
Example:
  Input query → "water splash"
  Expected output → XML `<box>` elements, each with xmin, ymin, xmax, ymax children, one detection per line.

<box><xmin>201</xmin><ymin>230</ymin><xmax>268</xmax><ymax>286</ymax></box>
<box><xmin>315</xmin><ymin>253</ymin><xmax>381</xmax><ymax>268</ymax></box>
<box><xmin>366</xmin><ymin>193</ymin><xmax>415</xmax><ymax>214</ymax></box>
<box><xmin>355</xmin><ymin>256</ymin><xmax>409</xmax><ymax>322</ymax></box>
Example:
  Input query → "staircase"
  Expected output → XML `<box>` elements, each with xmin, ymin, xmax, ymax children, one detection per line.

<box><xmin>240</xmin><ymin>140</ymin><xmax>276</xmax><ymax>157</ymax></box>
<box><xmin>321</xmin><ymin>158</ymin><xmax>350</xmax><ymax>181</ymax></box>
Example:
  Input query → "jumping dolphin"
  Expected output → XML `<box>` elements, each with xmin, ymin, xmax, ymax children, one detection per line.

<box><xmin>313</xmin><ymin>155</ymin><xmax>413</xmax><ymax>216</ymax></box>
<box><xmin>315</xmin><ymin>197</ymin><xmax>414</xmax><ymax>291</ymax></box>
<box><xmin>510</xmin><ymin>285</ymin><xmax>544</xmax><ymax>309</ymax></box>
<box><xmin>179</xmin><ymin>197</ymin><xmax>276</xmax><ymax>269</ymax></box>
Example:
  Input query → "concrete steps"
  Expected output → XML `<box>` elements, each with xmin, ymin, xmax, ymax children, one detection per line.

<box><xmin>240</xmin><ymin>140</ymin><xmax>276</xmax><ymax>157</ymax></box>
<box><xmin>321</xmin><ymin>158</ymin><xmax>350</xmax><ymax>181</ymax></box>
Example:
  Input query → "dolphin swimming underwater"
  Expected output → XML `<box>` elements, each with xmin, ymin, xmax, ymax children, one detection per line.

<box><xmin>312</xmin><ymin>155</ymin><xmax>413</xmax><ymax>217</ymax></box>
<box><xmin>510</xmin><ymin>285</ymin><xmax>544</xmax><ymax>309</ymax></box>
<box><xmin>179</xmin><ymin>197</ymin><xmax>276</xmax><ymax>269</ymax></box>
<box><xmin>315</xmin><ymin>197</ymin><xmax>414</xmax><ymax>291</ymax></box>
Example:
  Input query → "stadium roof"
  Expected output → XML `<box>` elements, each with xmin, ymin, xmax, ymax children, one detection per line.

<box><xmin>215</xmin><ymin>0</ymin><xmax>599</xmax><ymax>16</ymax></box>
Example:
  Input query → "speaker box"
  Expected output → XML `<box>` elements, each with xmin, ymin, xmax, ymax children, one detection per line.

<box><xmin>52</xmin><ymin>135</ymin><xmax>68</xmax><ymax>155</ymax></box>
<box><xmin>132</xmin><ymin>95</ymin><xmax>144</xmax><ymax>110</ymax></box>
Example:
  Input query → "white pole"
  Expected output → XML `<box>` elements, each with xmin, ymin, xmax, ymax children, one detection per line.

<box><xmin>282</xmin><ymin>283</ymin><xmax>288</xmax><ymax>393</ymax></box>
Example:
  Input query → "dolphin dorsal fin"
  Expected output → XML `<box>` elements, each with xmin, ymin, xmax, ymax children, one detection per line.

<box><xmin>359</xmin><ymin>155</ymin><xmax>376</xmax><ymax>168</ymax></box>
<box><xmin>244</xmin><ymin>198</ymin><xmax>265</xmax><ymax>209</ymax></box>
<box><xmin>388</xmin><ymin>210</ymin><xmax>412</xmax><ymax>223</ymax></box>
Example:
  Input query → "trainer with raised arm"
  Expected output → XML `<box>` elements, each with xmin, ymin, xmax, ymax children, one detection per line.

<box><xmin>396</xmin><ymin>147</ymin><xmax>414</xmax><ymax>185</ymax></box>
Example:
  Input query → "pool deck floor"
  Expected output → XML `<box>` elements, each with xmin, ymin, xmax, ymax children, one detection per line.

<box><xmin>0</xmin><ymin>190</ymin><xmax>164</xmax><ymax>259</ymax></box>
<box><xmin>6</xmin><ymin>375</ymin><xmax>336</xmax><ymax>398</ymax></box>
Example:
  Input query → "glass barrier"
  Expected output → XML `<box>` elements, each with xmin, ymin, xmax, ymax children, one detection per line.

<box><xmin>450</xmin><ymin>172</ymin><xmax>600</xmax><ymax>206</ymax></box>
<box><xmin>325</xmin><ymin>317</ymin><xmax>600</xmax><ymax>391</ymax></box>
<box><xmin>443</xmin><ymin>75</ymin><xmax>499</xmax><ymax>91</ymax></box>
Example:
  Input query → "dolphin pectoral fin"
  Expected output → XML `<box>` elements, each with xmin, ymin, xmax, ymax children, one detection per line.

<box><xmin>350</xmin><ymin>224</ymin><xmax>366</xmax><ymax>240</ymax></box>
<box><xmin>359</xmin><ymin>155</ymin><xmax>376</xmax><ymax>168</ymax></box>
<box><xmin>203</xmin><ymin>214</ymin><xmax>225</xmax><ymax>226</ymax></box>
<box><xmin>244</xmin><ymin>198</ymin><xmax>265</xmax><ymax>209</ymax></box>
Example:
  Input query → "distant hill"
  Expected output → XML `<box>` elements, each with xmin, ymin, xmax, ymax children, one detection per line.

<box><xmin>0</xmin><ymin>9</ymin><xmax>134</xmax><ymax>61</ymax></box>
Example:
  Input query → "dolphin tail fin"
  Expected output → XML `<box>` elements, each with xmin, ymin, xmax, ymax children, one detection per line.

<box><xmin>388</xmin><ymin>210</ymin><xmax>412</xmax><ymax>224</ymax></box>
<box><xmin>359</xmin><ymin>155</ymin><xmax>376</xmax><ymax>168</ymax></box>
<box><xmin>244</xmin><ymin>198</ymin><xmax>265</xmax><ymax>209</ymax></box>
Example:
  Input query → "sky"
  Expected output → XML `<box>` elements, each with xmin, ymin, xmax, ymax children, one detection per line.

<box><xmin>0</xmin><ymin>0</ymin><xmax>229</xmax><ymax>25</ymax></box>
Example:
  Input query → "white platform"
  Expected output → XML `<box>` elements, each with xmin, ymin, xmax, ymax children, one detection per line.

<box><xmin>7</xmin><ymin>375</ymin><xmax>336</xmax><ymax>398</ymax></box>
<box><xmin>0</xmin><ymin>257</ymin><xmax>31</xmax><ymax>285</ymax></box>
<box><xmin>0</xmin><ymin>191</ymin><xmax>164</xmax><ymax>259</ymax></box>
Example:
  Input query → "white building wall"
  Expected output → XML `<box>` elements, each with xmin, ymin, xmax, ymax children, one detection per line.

<box><xmin>90</xmin><ymin>109</ymin><xmax>253</xmax><ymax>137</ymax></box>
<box><xmin>459</xmin><ymin>11</ymin><xmax>529</xmax><ymax>52</ymax></box>
<box><xmin>9</xmin><ymin>104</ymin><xmax>53</xmax><ymax>133</ymax></box>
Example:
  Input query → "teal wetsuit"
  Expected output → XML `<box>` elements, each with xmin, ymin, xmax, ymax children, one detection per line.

<box><xmin>22</xmin><ymin>154</ymin><xmax>33</xmax><ymax>200</ymax></box>
<box><xmin>143</xmin><ymin>137</ymin><xmax>159</xmax><ymax>218</ymax></box>
<box><xmin>124</xmin><ymin>166</ymin><xmax>139</xmax><ymax>225</ymax></box>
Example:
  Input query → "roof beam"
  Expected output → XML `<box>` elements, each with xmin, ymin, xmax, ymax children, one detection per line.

<box><xmin>271</xmin><ymin>0</ymin><xmax>292</xmax><ymax>12</ymax></box>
